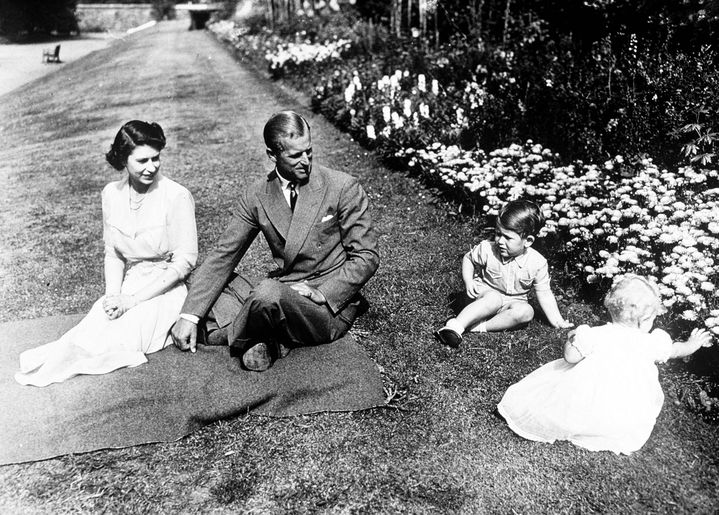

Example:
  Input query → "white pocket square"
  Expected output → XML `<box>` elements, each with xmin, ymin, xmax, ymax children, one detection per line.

<box><xmin>321</xmin><ymin>214</ymin><xmax>334</xmax><ymax>222</ymax></box>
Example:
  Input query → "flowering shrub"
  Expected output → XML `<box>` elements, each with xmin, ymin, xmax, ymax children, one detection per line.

<box><xmin>210</xmin><ymin>16</ymin><xmax>357</xmax><ymax>80</ymax></box>
<box><xmin>398</xmin><ymin>141</ymin><xmax>719</xmax><ymax>333</ymax></box>
<box><xmin>209</xmin><ymin>20</ymin><xmax>251</xmax><ymax>45</ymax></box>
<box><xmin>209</xmin><ymin>20</ymin><xmax>282</xmax><ymax>63</ymax></box>
<box><xmin>313</xmin><ymin>68</ymin><xmax>459</xmax><ymax>154</ymax></box>
<box><xmin>265</xmin><ymin>38</ymin><xmax>352</xmax><ymax>78</ymax></box>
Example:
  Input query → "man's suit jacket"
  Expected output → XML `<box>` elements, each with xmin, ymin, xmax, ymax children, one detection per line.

<box><xmin>181</xmin><ymin>164</ymin><xmax>380</xmax><ymax>328</ymax></box>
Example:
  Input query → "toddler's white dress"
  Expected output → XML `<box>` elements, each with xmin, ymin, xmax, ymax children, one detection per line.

<box><xmin>15</xmin><ymin>173</ymin><xmax>197</xmax><ymax>387</ymax></box>
<box><xmin>497</xmin><ymin>323</ymin><xmax>673</xmax><ymax>455</ymax></box>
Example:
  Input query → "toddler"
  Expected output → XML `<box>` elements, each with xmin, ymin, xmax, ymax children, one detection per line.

<box><xmin>434</xmin><ymin>200</ymin><xmax>571</xmax><ymax>348</ymax></box>
<box><xmin>497</xmin><ymin>274</ymin><xmax>713</xmax><ymax>455</ymax></box>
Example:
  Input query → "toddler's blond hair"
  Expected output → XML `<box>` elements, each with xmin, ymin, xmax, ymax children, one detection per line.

<box><xmin>603</xmin><ymin>274</ymin><xmax>666</xmax><ymax>325</ymax></box>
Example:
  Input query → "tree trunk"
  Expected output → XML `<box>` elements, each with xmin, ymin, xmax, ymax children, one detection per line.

<box><xmin>267</xmin><ymin>0</ymin><xmax>275</xmax><ymax>29</ymax></box>
<box><xmin>433</xmin><ymin>0</ymin><xmax>439</xmax><ymax>47</ymax></box>
<box><xmin>406</xmin><ymin>0</ymin><xmax>412</xmax><ymax>33</ymax></box>
<box><xmin>474</xmin><ymin>0</ymin><xmax>484</xmax><ymax>37</ymax></box>
<box><xmin>391</xmin><ymin>0</ymin><xmax>402</xmax><ymax>37</ymax></box>
<box><xmin>502</xmin><ymin>0</ymin><xmax>512</xmax><ymax>46</ymax></box>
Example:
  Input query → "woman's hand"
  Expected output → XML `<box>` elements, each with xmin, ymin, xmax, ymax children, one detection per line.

<box><xmin>103</xmin><ymin>294</ymin><xmax>138</xmax><ymax>320</ymax></box>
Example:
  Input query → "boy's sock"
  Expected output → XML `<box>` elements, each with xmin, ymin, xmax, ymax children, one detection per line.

<box><xmin>444</xmin><ymin>318</ymin><xmax>464</xmax><ymax>335</ymax></box>
<box><xmin>469</xmin><ymin>321</ymin><xmax>488</xmax><ymax>333</ymax></box>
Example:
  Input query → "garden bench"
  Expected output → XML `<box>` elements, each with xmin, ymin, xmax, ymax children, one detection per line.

<box><xmin>42</xmin><ymin>45</ymin><xmax>61</xmax><ymax>64</ymax></box>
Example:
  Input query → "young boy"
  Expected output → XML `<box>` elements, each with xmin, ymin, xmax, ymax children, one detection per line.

<box><xmin>434</xmin><ymin>200</ymin><xmax>572</xmax><ymax>348</ymax></box>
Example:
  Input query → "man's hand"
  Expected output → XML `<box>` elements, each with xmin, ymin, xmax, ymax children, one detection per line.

<box><xmin>171</xmin><ymin>317</ymin><xmax>198</xmax><ymax>353</ymax></box>
<box><xmin>290</xmin><ymin>281</ymin><xmax>326</xmax><ymax>305</ymax></box>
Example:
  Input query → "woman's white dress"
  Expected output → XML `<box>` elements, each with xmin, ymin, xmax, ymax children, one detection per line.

<box><xmin>15</xmin><ymin>173</ymin><xmax>197</xmax><ymax>387</ymax></box>
<box><xmin>497</xmin><ymin>323</ymin><xmax>673</xmax><ymax>455</ymax></box>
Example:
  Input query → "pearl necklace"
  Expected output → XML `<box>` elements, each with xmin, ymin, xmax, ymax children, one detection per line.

<box><xmin>129</xmin><ymin>189</ymin><xmax>147</xmax><ymax>210</ymax></box>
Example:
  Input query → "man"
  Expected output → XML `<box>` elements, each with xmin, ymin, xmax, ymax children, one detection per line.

<box><xmin>171</xmin><ymin>111</ymin><xmax>379</xmax><ymax>371</ymax></box>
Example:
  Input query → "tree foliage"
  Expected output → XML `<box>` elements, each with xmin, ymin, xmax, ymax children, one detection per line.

<box><xmin>0</xmin><ymin>0</ymin><xmax>78</xmax><ymax>39</ymax></box>
<box><xmin>356</xmin><ymin>0</ymin><xmax>719</xmax><ymax>50</ymax></box>
<box><xmin>343</xmin><ymin>0</ymin><xmax>719</xmax><ymax>164</ymax></box>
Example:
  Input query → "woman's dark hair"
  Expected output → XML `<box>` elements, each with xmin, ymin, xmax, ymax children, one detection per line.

<box><xmin>105</xmin><ymin>120</ymin><xmax>166</xmax><ymax>170</ymax></box>
<box><xmin>497</xmin><ymin>200</ymin><xmax>545</xmax><ymax>238</ymax></box>
<box><xmin>263</xmin><ymin>111</ymin><xmax>310</xmax><ymax>153</ymax></box>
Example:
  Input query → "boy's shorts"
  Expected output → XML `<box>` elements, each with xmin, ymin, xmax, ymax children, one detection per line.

<box><xmin>470</xmin><ymin>282</ymin><xmax>530</xmax><ymax>310</ymax></box>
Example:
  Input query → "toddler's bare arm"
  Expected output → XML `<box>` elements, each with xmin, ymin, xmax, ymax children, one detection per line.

<box><xmin>563</xmin><ymin>329</ymin><xmax>584</xmax><ymax>363</ymax></box>
<box><xmin>669</xmin><ymin>328</ymin><xmax>713</xmax><ymax>359</ymax></box>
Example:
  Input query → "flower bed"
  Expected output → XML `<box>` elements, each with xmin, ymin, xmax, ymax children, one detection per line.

<box><xmin>208</xmin><ymin>20</ymin><xmax>719</xmax><ymax>338</ymax></box>
<box><xmin>210</xmin><ymin>20</ymin><xmax>352</xmax><ymax>79</ymax></box>
<box><xmin>398</xmin><ymin>142</ymin><xmax>719</xmax><ymax>334</ymax></box>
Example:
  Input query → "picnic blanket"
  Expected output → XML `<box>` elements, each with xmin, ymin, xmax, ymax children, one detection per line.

<box><xmin>0</xmin><ymin>315</ymin><xmax>385</xmax><ymax>465</ymax></box>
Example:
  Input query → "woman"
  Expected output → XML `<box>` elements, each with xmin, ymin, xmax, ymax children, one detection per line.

<box><xmin>15</xmin><ymin>121</ymin><xmax>198</xmax><ymax>387</ymax></box>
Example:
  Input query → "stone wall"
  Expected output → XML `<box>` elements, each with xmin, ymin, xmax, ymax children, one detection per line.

<box><xmin>76</xmin><ymin>4</ymin><xmax>160</xmax><ymax>32</ymax></box>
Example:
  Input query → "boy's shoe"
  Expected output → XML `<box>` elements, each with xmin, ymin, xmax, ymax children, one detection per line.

<box><xmin>434</xmin><ymin>327</ymin><xmax>462</xmax><ymax>348</ymax></box>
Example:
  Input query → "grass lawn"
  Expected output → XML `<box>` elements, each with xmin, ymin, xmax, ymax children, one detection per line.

<box><xmin>0</xmin><ymin>20</ymin><xmax>717</xmax><ymax>513</ymax></box>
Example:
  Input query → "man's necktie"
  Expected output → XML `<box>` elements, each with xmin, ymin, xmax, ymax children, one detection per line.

<box><xmin>289</xmin><ymin>182</ymin><xmax>298</xmax><ymax>211</ymax></box>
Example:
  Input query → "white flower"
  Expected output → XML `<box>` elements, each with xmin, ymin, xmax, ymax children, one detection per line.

<box><xmin>366</xmin><ymin>125</ymin><xmax>376</xmax><ymax>140</ymax></box>
<box><xmin>455</xmin><ymin>107</ymin><xmax>467</xmax><ymax>126</ymax></box>
<box><xmin>431</xmin><ymin>79</ymin><xmax>439</xmax><ymax>95</ymax></box>
<box><xmin>403</xmin><ymin>99</ymin><xmax>412</xmax><ymax>118</ymax></box>
<box><xmin>417</xmin><ymin>74</ymin><xmax>426</xmax><ymax>92</ymax></box>
<box><xmin>681</xmin><ymin>309</ymin><xmax>698</xmax><ymax>321</ymax></box>
<box><xmin>382</xmin><ymin>106</ymin><xmax>391</xmax><ymax>123</ymax></box>
<box><xmin>344</xmin><ymin>83</ymin><xmax>355</xmax><ymax>103</ymax></box>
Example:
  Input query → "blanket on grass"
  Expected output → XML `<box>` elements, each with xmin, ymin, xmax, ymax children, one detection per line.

<box><xmin>0</xmin><ymin>315</ymin><xmax>385</xmax><ymax>465</ymax></box>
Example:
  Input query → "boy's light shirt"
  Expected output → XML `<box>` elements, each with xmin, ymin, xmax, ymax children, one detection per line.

<box><xmin>467</xmin><ymin>240</ymin><xmax>551</xmax><ymax>296</ymax></box>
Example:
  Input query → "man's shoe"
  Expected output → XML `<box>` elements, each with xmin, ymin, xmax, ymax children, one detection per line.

<box><xmin>279</xmin><ymin>342</ymin><xmax>292</xmax><ymax>358</ymax></box>
<box><xmin>434</xmin><ymin>327</ymin><xmax>462</xmax><ymax>348</ymax></box>
<box><xmin>242</xmin><ymin>342</ymin><xmax>274</xmax><ymax>371</ymax></box>
<box><xmin>206</xmin><ymin>327</ymin><xmax>228</xmax><ymax>346</ymax></box>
